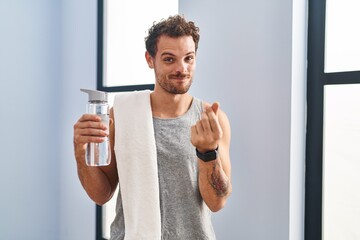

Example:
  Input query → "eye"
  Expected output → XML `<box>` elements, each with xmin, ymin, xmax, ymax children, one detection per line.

<box><xmin>163</xmin><ymin>57</ymin><xmax>174</xmax><ymax>63</ymax></box>
<box><xmin>185</xmin><ymin>55</ymin><xmax>195</xmax><ymax>62</ymax></box>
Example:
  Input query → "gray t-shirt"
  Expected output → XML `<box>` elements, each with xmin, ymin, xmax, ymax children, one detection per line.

<box><xmin>110</xmin><ymin>97</ymin><xmax>216</xmax><ymax>240</ymax></box>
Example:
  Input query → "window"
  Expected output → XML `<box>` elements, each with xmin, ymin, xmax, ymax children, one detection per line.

<box><xmin>324</xmin><ymin>0</ymin><xmax>360</xmax><ymax>73</ymax></box>
<box><xmin>306</xmin><ymin>0</ymin><xmax>360</xmax><ymax>239</ymax></box>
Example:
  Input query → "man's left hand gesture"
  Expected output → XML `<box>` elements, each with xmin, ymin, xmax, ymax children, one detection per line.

<box><xmin>191</xmin><ymin>102</ymin><xmax>223</xmax><ymax>153</ymax></box>
<box><xmin>190</xmin><ymin>101</ymin><xmax>232</xmax><ymax>212</ymax></box>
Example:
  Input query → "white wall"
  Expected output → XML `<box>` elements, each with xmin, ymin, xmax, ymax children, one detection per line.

<box><xmin>0</xmin><ymin>0</ymin><xmax>305</xmax><ymax>239</ymax></box>
<box><xmin>0</xmin><ymin>0</ymin><xmax>96</xmax><ymax>239</ymax></box>
<box><xmin>59</xmin><ymin>0</ymin><xmax>98</xmax><ymax>239</ymax></box>
<box><xmin>0</xmin><ymin>0</ymin><xmax>61</xmax><ymax>239</ymax></box>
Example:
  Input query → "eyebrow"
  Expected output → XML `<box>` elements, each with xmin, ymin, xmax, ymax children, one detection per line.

<box><xmin>160</xmin><ymin>51</ymin><xmax>195</xmax><ymax>57</ymax></box>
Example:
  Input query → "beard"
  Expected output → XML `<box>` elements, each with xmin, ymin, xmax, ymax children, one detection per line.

<box><xmin>155</xmin><ymin>71</ymin><xmax>193</xmax><ymax>94</ymax></box>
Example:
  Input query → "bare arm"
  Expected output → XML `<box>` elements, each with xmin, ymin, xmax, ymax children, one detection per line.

<box><xmin>73</xmin><ymin>108</ymin><xmax>118</xmax><ymax>205</ymax></box>
<box><xmin>191</xmin><ymin>102</ymin><xmax>232</xmax><ymax>212</ymax></box>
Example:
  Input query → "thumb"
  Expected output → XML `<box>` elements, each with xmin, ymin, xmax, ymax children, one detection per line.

<box><xmin>211</xmin><ymin>102</ymin><xmax>220</xmax><ymax>116</ymax></box>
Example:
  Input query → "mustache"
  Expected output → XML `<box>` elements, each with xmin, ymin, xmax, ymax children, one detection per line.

<box><xmin>169</xmin><ymin>72</ymin><xmax>190</xmax><ymax>78</ymax></box>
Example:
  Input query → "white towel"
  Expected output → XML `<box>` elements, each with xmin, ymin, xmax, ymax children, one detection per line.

<box><xmin>113</xmin><ymin>90</ymin><xmax>161</xmax><ymax>240</ymax></box>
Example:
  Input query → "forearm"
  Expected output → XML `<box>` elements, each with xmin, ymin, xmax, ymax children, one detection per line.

<box><xmin>198</xmin><ymin>158</ymin><xmax>232</xmax><ymax>212</ymax></box>
<box><xmin>191</xmin><ymin>103</ymin><xmax>232</xmax><ymax>211</ymax></box>
<box><xmin>73</xmin><ymin>113</ymin><xmax>117</xmax><ymax>205</ymax></box>
<box><xmin>75</xmin><ymin>147</ymin><xmax>114</xmax><ymax>205</ymax></box>
<box><xmin>76</xmin><ymin>163</ymin><xmax>114</xmax><ymax>205</ymax></box>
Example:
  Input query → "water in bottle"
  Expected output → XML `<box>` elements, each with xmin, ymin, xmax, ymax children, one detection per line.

<box><xmin>81</xmin><ymin>89</ymin><xmax>111</xmax><ymax>166</ymax></box>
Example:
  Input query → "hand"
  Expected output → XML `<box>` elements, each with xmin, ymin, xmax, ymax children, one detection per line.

<box><xmin>191</xmin><ymin>102</ymin><xmax>223</xmax><ymax>153</ymax></box>
<box><xmin>73</xmin><ymin>114</ymin><xmax>109</xmax><ymax>160</ymax></box>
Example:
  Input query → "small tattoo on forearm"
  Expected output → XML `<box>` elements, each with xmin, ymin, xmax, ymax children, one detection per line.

<box><xmin>210</xmin><ymin>162</ymin><xmax>230</xmax><ymax>197</ymax></box>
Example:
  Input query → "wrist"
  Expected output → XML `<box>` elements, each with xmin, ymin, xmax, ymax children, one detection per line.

<box><xmin>196</xmin><ymin>145</ymin><xmax>218</xmax><ymax>154</ymax></box>
<box><xmin>196</xmin><ymin>146</ymin><xmax>219</xmax><ymax>162</ymax></box>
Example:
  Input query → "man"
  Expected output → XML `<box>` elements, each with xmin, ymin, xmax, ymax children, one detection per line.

<box><xmin>73</xmin><ymin>15</ymin><xmax>232</xmax><ymax>239</ymax></box>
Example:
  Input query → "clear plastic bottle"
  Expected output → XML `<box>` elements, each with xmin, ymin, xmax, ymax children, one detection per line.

<box><xmin>81</xmin><ymin>89</ymin><xmax>111</xmax><ymax>166</ymax></box>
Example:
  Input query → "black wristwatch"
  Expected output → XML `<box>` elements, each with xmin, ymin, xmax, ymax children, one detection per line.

<box><xmin>196</xmin><ymin>147</ymin><xmax>218</xmax><ymax>162</ymax></box>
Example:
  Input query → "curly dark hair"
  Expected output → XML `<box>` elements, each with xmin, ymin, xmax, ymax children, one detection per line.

<box><xmin>145</xmin><ymin>15</ymin><xmax>200</xmax><ymax>57</ymax></box>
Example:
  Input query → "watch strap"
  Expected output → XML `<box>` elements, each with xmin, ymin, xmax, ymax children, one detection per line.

<box><xmin>196</xmin><ymin>146</ymin><xmax>218</xmax><ymax>162</ymax></box>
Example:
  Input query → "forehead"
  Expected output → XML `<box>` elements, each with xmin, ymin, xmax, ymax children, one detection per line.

<box><xmin>156</xmin><ymin>35</ymin><xmax>195</xmax><ymax>56</ymax></box>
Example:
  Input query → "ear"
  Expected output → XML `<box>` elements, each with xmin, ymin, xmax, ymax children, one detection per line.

<box><xmin>145</xmin><ymin>51</ymin><xmax>154</xmax><ymax>69</ymax></box>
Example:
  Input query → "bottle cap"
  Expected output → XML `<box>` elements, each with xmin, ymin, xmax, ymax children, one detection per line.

<box><xmin>80</xmin><ymin>89</ymin><xmax>108</xmax><ymax>102</ymax></box>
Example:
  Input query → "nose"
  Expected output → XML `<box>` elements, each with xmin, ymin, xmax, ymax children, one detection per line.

<box><xmin>175</xmin><ymin>60</ymin><xmax>188</xmax><ymax>73</ymax></box>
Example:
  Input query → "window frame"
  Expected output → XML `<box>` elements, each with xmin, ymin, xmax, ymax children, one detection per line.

<box><xmin>305</xmin><ymin>0</ymin><xmax>360</xmax><ymax>239</ymax></box>
<box><xmin>96</xmin><ymin>0</ymin><xmax>154</xmax><ymax>94</ymax></box>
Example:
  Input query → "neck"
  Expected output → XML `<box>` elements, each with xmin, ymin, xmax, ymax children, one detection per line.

<box><xmin>150</xmin><ymin>90</ymin><xmax>193</xmax><ymax>118</ymax></box>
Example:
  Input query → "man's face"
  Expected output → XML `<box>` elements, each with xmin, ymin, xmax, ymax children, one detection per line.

<box><xmin>146</xmin><ymin>35</ymin><xmax>196</xmax><ymax>94</ymax></box>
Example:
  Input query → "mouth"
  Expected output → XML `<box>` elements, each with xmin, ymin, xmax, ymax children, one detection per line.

<box><xmin>169</xmin><ymin>74</ymin><xmax>190</xmax><ymax>81</ymax></box>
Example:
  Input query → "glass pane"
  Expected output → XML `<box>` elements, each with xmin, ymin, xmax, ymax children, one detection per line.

<box><xmin>323</xmin><ymin>84</ymin><xmax>360</xmax><ymax>239</ymax></box>
<box><xmin>103</xmin><ymin>0</ymin><xmax>178</xmax><ymax>87</ymax></box>
<box><xmin>324</xmin><ymin>0</ymin><xmax>360</xmax><ymax>73</ymax></box>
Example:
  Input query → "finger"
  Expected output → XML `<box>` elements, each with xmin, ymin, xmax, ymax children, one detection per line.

<box><xmin>190</xmin><ymin>125</ymin><xmax>197</xmax><ymax>146</ymax></box>
<box><xmin>109</xmin><ymin>118</ymin><xmax>114</xmax><ymax>126</ymax></box>
<box><xmin>79</xmin><ymin>114</ymin><xmax>102</xmax><ymax>122</ymax></box>
<box><xmin>74</xmin><ymin>130</ymin><xmax>108</xmax><ymax>146</ymax></box>
<box><xmin>191</xmin><ymin>125</ymin><xmax>198</xmax><ymax>135</ymax></box>
<box><xmin>75</xmin><ymin>135</ymin><xmax>105</xmax><ymax>144</ymax></box>
<box><xmin>74</xmin><ymin>127</ymin><xmax>107</xmax><ymax>143</ymax></box>
<box><xmin>206</xmin><ymin>110</ymin><xmax>222</xmax><ymax>137</ymax></box>
<box><xmin>211</xmin><ymin>102</ymin><xmax>220</xmax><ymax>116</ymax></box>
<box><xmin>75</xmin><ymin>120</ymin><xmax>108</xmax><ymax>131</ymax></box>
<box><xmin>75</xmin><ymin>113</ymin><xmax>106</xmax><ymax>130</ymax></box>
<box><xmin>203</xmin><ymin>102</ymin><xmax>211</xmax><ymax>110</ymax></box>
<box><xmin>196</xmin><ymin>120</ymin><xmax>204</xmax><ymax>134</ymax></box>
<box><xmin>76</xmin><ymin>128</ymin><xmax>108</xmax><ymax>137</ymax></box>
<box><xmin>200</xmin><ymin>112</ymin><xmax>212</xmax><ymax>132</ymax></box>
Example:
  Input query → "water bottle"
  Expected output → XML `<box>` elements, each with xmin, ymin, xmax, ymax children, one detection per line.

<box><xmin>81</xmin><ymin>89</ymin><xmax>111</xmax><ymax>166</ymax></box>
